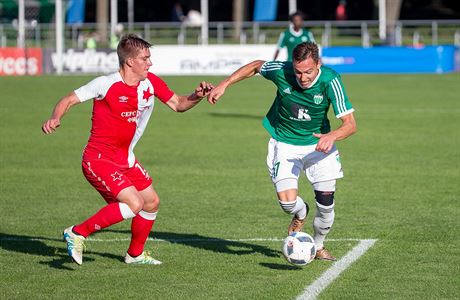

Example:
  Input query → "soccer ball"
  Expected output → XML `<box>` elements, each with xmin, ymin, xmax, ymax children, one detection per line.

<box><xmin>282</xmin><ymin>232</ymin><xmax>317</xmax><ymax>266</ymax></box>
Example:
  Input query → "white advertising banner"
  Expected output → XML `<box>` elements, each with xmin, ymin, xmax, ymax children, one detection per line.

<box><xmin>150</xmin><ymin>45</ymin><xmax>285</xmax><ymax>75</ymax></box>
<box><xmin>43</xmin><ymin>45</ymin><xmax>287</xmax><ymax>75</ymax></box>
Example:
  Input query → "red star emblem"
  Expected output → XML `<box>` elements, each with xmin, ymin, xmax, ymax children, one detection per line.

<box><xmin>143</xmin><ymin>88</ymin><xmax>153</xmax><ymax>101</ymax></box>
<box><xmin>111</xmin><ymin>171</ymin><xmax>123</xmax><ymax>181</ymax></box>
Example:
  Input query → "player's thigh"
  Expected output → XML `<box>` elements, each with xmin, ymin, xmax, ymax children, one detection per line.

<box><xmin>124</xmin><ymin>161</ymin><xmax>153</xmax><ymax>191</ymax></box>
<box><xmin>82</xmin><ymin>159</ymin><xmax>135</xmax><ymax>203</ymax></box>
<box><xmin>304</xmin><ymin>145</ymin><xmax>343</xmax><ymax>184</ymax></box>
<box><xmin>267</xmin><ymin>139</ymin><xmax>303</xmax><ymax>190</ymax></box>
<box><xmin>123</xmin><ymin>161</ymin><xmax>156</xmax><ymax>208</ymax></box>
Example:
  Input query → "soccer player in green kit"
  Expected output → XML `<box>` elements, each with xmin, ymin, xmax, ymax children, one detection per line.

<box><xmin>208</xmin><ymin>42</ymin><xmax>356</xmax><ymax>261</ymax></box>
<box><xmin>274</xmin><ymin>11</ymin><xmax>315</xmax><ymax>61</ymax></box>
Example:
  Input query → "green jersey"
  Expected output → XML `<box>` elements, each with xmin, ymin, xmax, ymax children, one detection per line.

<box><xmin>260</xmin><ymin>61</ymin><xmax>354</xmax><ymax>146</ymax></box>
<box><xmin>277</xmin><ymin>26</ymin><xmax>315</xmax><ymax>61</ymax></box>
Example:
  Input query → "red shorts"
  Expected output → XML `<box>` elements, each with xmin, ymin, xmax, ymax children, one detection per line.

<box><xmin>82</xmin><ymin>158</ymin><xmax>152</xmax><ymax>203</ymax></box>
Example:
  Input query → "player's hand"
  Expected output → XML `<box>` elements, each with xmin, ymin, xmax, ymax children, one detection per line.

<box><xmin>207</xmin><ymin>83</ymin><xmax>227</xmax><ymax>105</ymax></box>
<box><xmin>42</xmin><ymin>118</ymin><xmax>61</xmax><ymax>134</ymax></box>
<box><xmin>313</xmin><ymin>133</ymin><xmax>336</xmax><ymax>153</ymax></box>
<box><xmin>194</xmin><ymin>81</ymin><xmax>214</xmax><ymax>98</ymax></box>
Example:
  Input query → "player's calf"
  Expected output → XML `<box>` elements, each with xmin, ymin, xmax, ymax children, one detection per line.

<box><xmin>313</xmin><ymin>190</ymin><xmax>336</xmax><ymax>260</ymax></box>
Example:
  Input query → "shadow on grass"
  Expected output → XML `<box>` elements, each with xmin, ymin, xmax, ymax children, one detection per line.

<box><xmin>103</xmin><ymin>230</ymin><xmax>281</xmax><ymax>258</ymax></box>
<box><xmin>0</xmin><ymin>232</ymin><xmax>121</xmax><ymax>271</ymax></box>
<box><xmin>208</xmin><ymin>112</ymin><xmax>263</xmax><ymax>120</ymax></box>
<box><xmin>0</xmin><ymin>230</ymin><xmax>282</xmax><ymax>270</ymax></box>
<box><xmin>259</xmin><ymin>262</ymin><xmax>302</xmax><ymax>270</ymax></box>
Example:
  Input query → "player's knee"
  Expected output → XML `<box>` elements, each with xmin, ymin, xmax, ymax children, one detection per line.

<box><xmin>314</xmin><ymin>190</ymin><xmax>334</xmax><ymax>207</ymax></box>
<box><xmin>128</xmin><ymin>195</ymin><xmax>144</xmax><ymax>214</ymax></box>
<box><xmin>143</xmin><ymin>194</ymin><xmax>160</xmax><ymax>212</ymax></box>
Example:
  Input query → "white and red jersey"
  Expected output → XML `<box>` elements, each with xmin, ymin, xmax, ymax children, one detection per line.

<box><xmin>74</xmin><ymin>72</ymin><xmax>174</xmax><ymax>167</ymax></box>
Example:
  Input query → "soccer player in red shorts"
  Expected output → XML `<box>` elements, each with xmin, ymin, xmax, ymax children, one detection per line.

<box><xmin>42</xmin><ymin>34</ymin><xmax>213</xmax><ymax>265</ymax></box>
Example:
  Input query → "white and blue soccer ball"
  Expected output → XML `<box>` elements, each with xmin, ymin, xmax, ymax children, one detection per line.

<box><xmin>282</xmin><ymin>232</ymin><xmax>317</xmax><ymax>266</ymax></box>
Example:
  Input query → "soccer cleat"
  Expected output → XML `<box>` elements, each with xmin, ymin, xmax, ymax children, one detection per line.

<box><xmin>287</xmin><ymin>216</ymin><xmax>306</xmax><ymax>235</ymax></box>
<box><xmin>63</xmin><ymin>226</ymin><xmax>86</xmax><ymax>265</ymax></box>
<box><xmin>287</xmin><ymin>201</ymin><xmax>309</xmax><ymax>235</ymax></box>
<box><xmin>315</xmin><ymin>247</ymin><xmax>336</xmax><ymax>261</ymax></box>
<box><xmin>124</xmin><ymin>251</ymin><xmax>162</xmax><ymax>265</ymax></box>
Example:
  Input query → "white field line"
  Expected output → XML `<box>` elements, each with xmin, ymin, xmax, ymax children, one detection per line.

<box><xmin>0</xmin><ymin>237</ymin><xmax>368</xmax><ymax>243</ymax></box>
<box><xmin>296</xmin><ymin>239</ymin><xmax>378</xmax><ymax>300</ymax></box>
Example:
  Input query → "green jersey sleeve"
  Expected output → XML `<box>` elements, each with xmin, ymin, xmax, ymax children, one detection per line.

<box><xmin>326</xmin><ymin>76</ymin><xmax>354</xmax><ymax>118</ymax></box>
<box><xmin>259</xmin><ymin>61</ymin><xmax>285</xmax><ymax>83</ymax></box>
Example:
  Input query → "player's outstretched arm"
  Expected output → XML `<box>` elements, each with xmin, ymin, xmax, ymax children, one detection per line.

<box><xmin>207</xmin><ymin>60</ymin><xmax>266</xmax><ymax>105</ymax></box>
<box><xmin>165</xmin><ymin>81</ymin><xmax>214</xmax><ymax>113</ymax></box>
<box><xmin>313</xmin><ymin>113</ymin><xmax>357</xmax><ymax>153</ymax></box>
<box><xmin>42</xmin><ymin>92</ymin><xmax>81</xmax><ymax>134</ymax></box>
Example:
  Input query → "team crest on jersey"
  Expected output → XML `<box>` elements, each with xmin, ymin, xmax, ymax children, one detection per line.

<box><xmin>118</xmin><ymin>96</ymin><xmax>128</xmax><ymax>103</ymax></box>
<box><xmin>313</xmin><ymin>94</ymin><xmax>324</xmax><ymax>105</ymax></box>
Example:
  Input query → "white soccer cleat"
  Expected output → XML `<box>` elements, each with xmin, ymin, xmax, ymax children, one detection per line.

<box><xmin>125</xmin><ymin>251</ymin><xmax>162</xmax><ymax>265</ymax></box>
<box><xmin>63</xmin><ymin>226</ymin><xmax>86</xmax><ymax>265</ymax></box>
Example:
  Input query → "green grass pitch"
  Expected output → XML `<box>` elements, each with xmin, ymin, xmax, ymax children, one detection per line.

<box><xmin>1</xmin><ymin>73</ymin><xmax>459</xmax><ymax>299</ymax></box>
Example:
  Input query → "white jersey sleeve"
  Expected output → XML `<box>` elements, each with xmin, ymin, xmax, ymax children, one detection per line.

<box><xmin>74</xmin><ymin>75</ymin><xmax>114</xmax><ymax>102</ymax></box>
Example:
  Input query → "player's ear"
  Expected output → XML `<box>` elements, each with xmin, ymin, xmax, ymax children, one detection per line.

<box><xmin>126</xmin><ymin>57</ymin><xmax>133</xmax><ymax>67</ymax></box>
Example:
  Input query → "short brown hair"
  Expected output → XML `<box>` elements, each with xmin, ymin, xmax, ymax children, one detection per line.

<box><xmin>117</xmin><ymin>34</ymin><xmax>152</xmax><ymax>67</ymax></box>
<box><xmin>292</xmin><ymin>42</ymin><xmax>319</xmax><ymax>64</ymax></box>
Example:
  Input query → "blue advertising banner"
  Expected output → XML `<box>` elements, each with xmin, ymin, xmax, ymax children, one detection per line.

<box><xmin>253</xmin><ymin>0</ymin><xmax>278</xmax><ymax>21</ymax></box>
<box><xmin>66</xmin><ymin>0</ymin><xmax>86</xmax><ymax>24</ymax></box>
<box><xmin>321</xmin><ymin>46</ymin><xmax>458</xmax><ymax>73</ymax></box>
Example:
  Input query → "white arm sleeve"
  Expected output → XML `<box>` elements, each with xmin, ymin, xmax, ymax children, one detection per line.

<box><xmin>74</xmin><ymin>75</ymin><xmax>112</xmax><ymax>102</ymax></box>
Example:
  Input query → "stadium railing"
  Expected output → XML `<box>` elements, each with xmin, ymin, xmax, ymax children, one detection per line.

<box><xmin>1</xmin><ymin>19</ymin><xmax>460</xmax><ymax>48</ymax></box>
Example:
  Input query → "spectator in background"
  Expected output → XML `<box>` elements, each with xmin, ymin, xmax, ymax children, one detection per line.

<box><xmin>171</xmin><ymin>2</ymin><xmax>185</xmax><ymax>22</ymax></box>
<box><xmin>85</xmin><ymin>32</ymin><xmax>98</xmax><ymax>49</ymax></box>
<box><xmin>336</xmin><ymin>0</ymin><xmax>347</xmax><ymax>21</ymax></box>
<box><xmin>110</xmin><ymin>23</ymin><xmax>124</xmax><ymax>50</ymax></box>
<box><xmin>184</xmin><ymin>9</ymin><xmax>202</xmax><ymax>27</ymax></box>
<box><xmin>274</xmin><ymin>11</ymin><xmax>315</xmax><ymax>61</ymax></box>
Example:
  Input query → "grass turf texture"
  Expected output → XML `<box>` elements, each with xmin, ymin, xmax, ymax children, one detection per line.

<box><xmin>1</xmin><ymin>73</ymin><xmax>459</xmax><ymax>299</ymax></box>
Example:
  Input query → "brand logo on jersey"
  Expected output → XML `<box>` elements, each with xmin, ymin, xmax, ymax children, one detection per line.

<box><xmin>118</xmin><ymin>96</ymin><xmax>128</xmax><ymax>103</ymax></box>
<box><xmin>283</xmin><ymin>87</ymin><xmax>291</xmax><ymax>94</ymax></box>
<box><xmin>121</xmin><ymin>110</ymin><xmax>140</xmax><ymax>123</ymax></box>
<box><xmin>290</xmin><ymin>104</ymin><xmax>311</xmax><ymax>121</ymax></box>
<box><xmin>297</xmin><ymin>109</ymin><xmax>311</xmax><ymax>120</ymax></box>
<box><xmin>313</xmin><ymin>94</ymin><xmax>324</xmax><ymax>105</ymax></box>
<box><xmin>289</xmin><ymin>37</ymin><xmax>295</xmax><ymax>42</ymax></box>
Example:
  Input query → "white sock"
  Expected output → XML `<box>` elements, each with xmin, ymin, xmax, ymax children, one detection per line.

<box><xmin>278</xmin><ymin>196</ymin><xmax>307</xmax><ymax>220</ymax></box>
<box><xmin>138</xmin><ymin>210</ymin><xmax>157</xmax><ymax>220</ymax></box>
<box><xmin>313</xmin><ymin>202</ymin><xmax>335</xmax><ymax>249</ymax></box>
<box><xmin>119</xmin><ymin>203</ymin><xmax>136</xmax><ymax>219</ymax></box>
